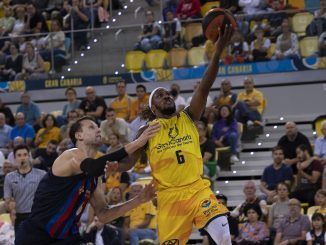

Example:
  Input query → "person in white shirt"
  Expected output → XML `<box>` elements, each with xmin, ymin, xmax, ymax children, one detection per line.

<box><xmin>170</xmin><ymin>83</ymin><xmax>186</xmax><ymax>112</ymax></box>
<box><xmin>186</xmin><ymin>81</ymin><xmax>213</xmax><ymax>107</ymax></box>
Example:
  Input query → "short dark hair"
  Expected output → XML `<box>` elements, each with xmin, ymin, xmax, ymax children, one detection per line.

<box><xmin>297</xmin><ymin>144</ymin><xmax>313</xmax><ymax>157</ymax></box>
<box><xmin>69</xmin><ymin>116</ymin><xmax>96</xmax><ymax>145</ymax></box>
<box><xmin>106</xmin><ymin>107</ymin><xmax>115</xmax><ymax>114</ymax></box>
<box><xmin>277</xmin><ymin>182</ymin><xmax>291</xmax><ymax>193</ymax></box>
<box><xmin>42</xmin><ymin>114</ymin><xmax>58</xmax><ymax>128</ymax></box>
<box><xmin>311</xmin><ymin>212</ymin><xmax>325</xmax><ymax>222</ymax></box>
<box><xmin>65</xmin><ymin>87</ymin><xmax>77</xmax><ymax>96</ymax></box>
<box><xmin>13</xmin><ymin>144</ymin><xmax>29</xmax><ymax>157</ymax></box>
<box><xmin>243</xmin><ymin>203</ymin><xmax>263</xmax><ymax>219</ymax></box>
<box><xmin>48</xmin><ymin>139</ymin><xmax>59</xmax><ymax>145</ymax></box>
<box><xmin>272</xmin><ymin>146</ymin><xmax>284</xmax><ymax>153</ymax></box>
<box><xmin>216</xmin><ymin>194</ymin><xmax>228</xmax><ymax>204</ymax></box>
<box><xmin>116</xmin><ymin>80</ymin><xmax>126</xmax><ymax>86</ymax></box>
<box><xmin>136</xmin><ymin>84</ymin><xmax>146</xmax><ymax>92</ymax></box>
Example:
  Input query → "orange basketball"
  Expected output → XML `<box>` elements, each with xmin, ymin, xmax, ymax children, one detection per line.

<box><xmin>202</xmin><ymin>8</ymin><xmax>237</xmax><ymax>43</ymax></box>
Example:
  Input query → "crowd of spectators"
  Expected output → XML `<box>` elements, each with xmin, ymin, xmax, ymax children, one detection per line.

<box><xmin>0</xmin><ymin>75</ymin><xmax>324</xmax><ymax>244</ymax></box>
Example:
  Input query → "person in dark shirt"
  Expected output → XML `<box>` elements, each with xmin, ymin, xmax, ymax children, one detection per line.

<box><xmin>196</xmin><ymin>120</ymin><xmax>215</xmax><ymax>162</ymax></box>
<box><xmin>15</xmin><ymin>116</ymin><xmax>160</xmax><ymax>244</ymax></box>
<box><xmin>277</xmin><ymin>121</ymin><xmax>312</xmax><ymax>173</ymax></box>
<box><xmin>291</xmin><ymin>144</ymin><xmax>324</xmax><ymax>206</ymax></box>
<box><xmin>26</xmin><ymin>2</ymin><xmax>49</xmax><ymax>33</ymax></box>
<box><xmin>220</xmin><ymin>0</ymin><xmax>240</xmax><ymax>13</ymax></box>
<box><xmin>0</xmin><ymin>98</ymin><xmax>15</xmax><ymax>126</ymax></box>
<box><xmin>0</xmin><ymin>43</ymin><xmax>22</xmax><ymax>81</ymax></box>
<box><xmin>79</xmin><ymin>86</ymin><xmax>107</xmax><ymax>121</ymax></box>
<box><xmin>32</xmin><ymin>139</ymin><xmax>59</xmax><ymax>171</ymax></box>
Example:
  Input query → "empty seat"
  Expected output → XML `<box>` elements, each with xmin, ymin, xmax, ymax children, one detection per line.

<box><xmin>292</xmin><ymin>12</ymin><xmax>314</xmax><ymax>36</ymax></box>
<box><xmin>168</xmin><ymin>48</ymin><xmax>187</xmax><ymax>68</ymax></box>
<box><xmin>288</xmin><ymin>0</ymin><xmax>305</xmax><ymax>9</ymax></box>
<box><xmin>299</xmin><ymin>36</ymin><xmax>318</xmax><ymax>57</ymax></box>
<box><xmin>125</xmin><ymin>51</ymin><xmax>146</xmax><ymax>72</ymax></box>
<box><xmin>44</xmin><ymin>61</ymin><xmax>51</xmax><ymax>72</ymax></box>
<box><xmin>267</xmin><ymin>43</ymin><xmax>276</xmax><ymax>59</ymax></box>
<box><xmin>200</xmin><ymin>1</ymin><xmax>220</xmax><ymax>17</ymax></box>
<box><xmin>188</xmin><ymin>46</ymin><xmax>207</xmax><ymax>66</ymax></box>
<box><xmin>145</xmin><ymin>49</ymin><xmax>168</xmax><ymax>69</ymax></box>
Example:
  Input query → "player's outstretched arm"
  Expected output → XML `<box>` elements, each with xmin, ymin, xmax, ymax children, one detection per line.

<box><xmin>188</xmin><ymin>26</ymin><xmax>233</xmax><ymax>121</ymax></box>
<box><xmin>90</xmin><ymin>181</ymin><xmax>156</xmax><ymax>224</ymax></box>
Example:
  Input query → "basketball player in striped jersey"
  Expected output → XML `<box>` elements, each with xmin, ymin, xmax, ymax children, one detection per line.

<box><xmin>134</xmin><ymin>26</ymin><xmax>234</xmax><ymax>244</ymax></box>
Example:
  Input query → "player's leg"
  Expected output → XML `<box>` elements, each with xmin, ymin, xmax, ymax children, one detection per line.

<box><xmin>205</xmin><ymin>215</ymin><xmax>232</xmax><ymax>245</ymax></box>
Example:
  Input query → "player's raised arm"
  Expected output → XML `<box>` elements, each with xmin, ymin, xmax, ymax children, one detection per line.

<box><xmin>188</xmin><ymin>26</ymin><xmax>233</xmax><ymax>121</ymax></box>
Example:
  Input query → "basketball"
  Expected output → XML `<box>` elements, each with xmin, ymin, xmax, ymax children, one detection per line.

<box><xmin>202</xmin><ymin>8</ymin><xmax>237</xmax><ymax>42</ymax></box>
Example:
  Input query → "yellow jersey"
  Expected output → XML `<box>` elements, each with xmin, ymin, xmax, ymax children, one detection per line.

<box><xmin>147</xmin><ymin>111</ymin><xmax>203</xmax><ymax>191</ymax></box>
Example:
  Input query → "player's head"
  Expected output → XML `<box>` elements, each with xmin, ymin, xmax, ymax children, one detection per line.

<box><xmin>14</xmin><ymin>144</ymin><xmax>30</xmax><ymax>165</ymax></box>
<box><xmin>69</xmin><ymin>116</ymin><xmax>101</xmax><ymax>147</ymax></box>
<box><xmin>149</xmin><ymin>87</ymin><xmax>176</xmax><ymax>117</ymax></box>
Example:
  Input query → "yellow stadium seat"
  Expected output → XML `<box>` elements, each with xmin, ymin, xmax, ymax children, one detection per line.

<box><xmin>288</xmin><ymin>0</ymin><xmax>304</xmax><ymax>9</ymax></box>
<box><xmin>46</xmin><ymin>20</ymin><xmax>52</xmax><ymax>31</ymax></box>
<box><xmin>44</xmin><ymin>61</ymin><xmax>51</xmax><ymax>72</ymax></box>
<box><xmin>314</xmin><ymin>118</ymin><xmax>326</xmax><ymax>137</ymax></box>
<box><xmin>200</xmin><ymin>1</ymin><xmax>220</xmax><ymax>17</ymax></box>
<box><xmin>125</xmin><ymin>51</ymin><xmax>146</xmax><ymax>72</ymax></box>
<box><xmin>51</xmin><ymin>110</ymin><xmax>63</xmax><ymax>117</ymax></box>
<box><xmin>145</xmin><ymin>49</ymin><xmax>168</xmax><ymax>69</ymax></box>
<box><xmin>267</xmin><ymin>43</ymin><xmax>276</xmax><ymax>59</ymax></box>
<box><xmin>0</xmin><ymin>213</ymin><xmax>11</xmax><ymax>223</ymax></box>
<box><xmin>188</xmin><ymin>46</ymin><xmax>207</xmax><ymax>66</ymax></box>
<box><xmin>299</xmin><ymin>36</ymin><xmax>318</xmax><ymax>57</ymax></box>
<box><xmin>168</xmin><ymin>48</ymin><xmax>187</xmax><ymax>68</ymax></box>
<box><xmin>292</xmin><ymin>12</ymin><xmax>314</xmax><ymax>36</ymax></box>
<box><xmin>307</xmin><ymin>206</ymin><xmax>321</xmax><ymax>218</ymax></box>
<box><xmin>185</xmin><ymin>23</ymin><xmax>203</xmax><ymax>45</ymax></box>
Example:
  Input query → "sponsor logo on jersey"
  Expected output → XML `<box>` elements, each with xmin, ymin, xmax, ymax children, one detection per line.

<box><xmin>162</xmin><ymin>239</ymin><xmax>179</xmax><ymax>245</ymax></box>
<box><xmin>201</xmin><ymin>199</ymin><xmax>211</xmax><ymax>208</ymax></box>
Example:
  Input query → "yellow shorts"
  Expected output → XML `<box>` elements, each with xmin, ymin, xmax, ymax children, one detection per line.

<box><xmin>156</xmin><ymin>179</ymin><xmax>229</xmax><ymax>245</ymax></box>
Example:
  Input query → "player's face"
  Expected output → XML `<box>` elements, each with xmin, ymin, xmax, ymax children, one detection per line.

<box><xmin>272</xmin><ymin>149</ymin><xmax>284</xmax><ymax>165</ymax></box>
<box><xmin>79</xmin><ymin>120</ymin><xmax>102</xmax><ymax>146</ymax></box>
<box><xmin>15</xmin><ymin>149</ymin><xmax>29</xmax><ymax>165</ymax></box>
<box><xmin>152</xmin><ymin>89</ymin><xmax>176</xmax><ymax>116</ymax></box>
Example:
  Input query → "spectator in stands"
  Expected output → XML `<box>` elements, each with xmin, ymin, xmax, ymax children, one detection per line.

<box><xmin>196</xmin><ymin>121</ymin><xmax>215</xmax><ymax>163</ymax></box>
<box><xmin>39</xmin><ymin>19</ymin><xmax>66</xmax><ymax>70</ymax></box>
<box><xmin>211</xmin><ymin>105</ymin><xmax>239</xmax><ymax>163</ymax></box>
<box><xmin>202</xmin><ymin>193</ymin><xmax>239</xmax><ymax>244</ymax></box>
<box><xmin>275</xmin><ymin>19</ymin><xmax>300</xmax><ymax>60</ymax></box>
<box><xmin>62</xmin><ymin>87</ymin><xmax>81</xmax><ymax>118</ymax></box>
<box><xmin>266</xmin><ymin>1</ymin><xmax>287</xmax><ymax>37</ymax></box>
<box><xmin>224</xmin><ymin>29</ymin><xmax>249</xmax><ymax>65</ymax></box>
<box><xmin>274</xmin><ymin>198</ymin><xmax>311</xmax><ymax>245</ymax></box>
<box><xmin>162</xmin><ymin>9</ymin><xmax>181</xmax><ymax>50</ymax></box>
<box><xmin>79</xmin><ymin>86</ymin><xmax>107</xmax><ymax>121</ymax></box>
<box><xmin>124</xmin><ymin>183</ymin><xmax>157</xmax><ymax>245</ymax></box>
<box><xmin>213</xmin><ymin>79</ymin><xmax>237</xmax><ymax>108</ymax></box>
<box><xmin>306</xmin><ymin>213</ymin><xmax>325</xmax><ymax>245</ymax></box>
<box><xmin>235</xmin><ymin>76</ymin><xmax>264</xmax><ymax>125</ymax></box>
<box><xmin>260</xmin><ymin>146</ymin><xmax>293</xmax><ymax>203</ymax></box>
<box><xmin>83</xmin><ymin>216</ymin><xmax>122</xmax><ymax>244</ymax></box>
<box><xmin>176</xmin><ymin>0</ymin><xmax>201</xmax><ymax>20</ymax></box>
<box><xmin>10</xmin><ymin>112</ymin><xmax>35</xmax><ymax>147</ymax></box>
<box><xmin>314</xmin><ymin>121</ymin><xmax>326</xmax><ymax>165</ymax></box>
<box><xmin>0</xmin><ymin>112</ymin><xmax>11</xmax><ymax>156</ymax></box>
<box><xmin>7</xmin><ymin>136</ymin><xmax>32</xmax><ymax>165</ymax></box>
<box><xmin>110</xmin><ymin>80</ymin><xmax>132</xmax><ymax>122</ymax></box>
<box><xmin>57</xmin><ymin>138</ymin><xmax>73</xmax><ymax>156</ymax></box>
<box><xmin>314</xmin><ymin>189</ymin><xmax>326</xmax><ymax>216</ymax></box>
<box><xmin>100</xmin><ymin>108</ymin><xmax>130</xmax><ymax>145</ymax></box>
<box><xmin>34</xmin><ymin>114</ymin><xmax>61</xmax><ymax>148</ymax></box>
<box><xmin>267</xmin><ymin>0</ymin><xmax>285</xmax><ymax>11</ymax></box>
<box><xmin>220</xmin><ymin>0</ymin><xmax>240</xmax><ymax>13</ymax></box>
<box><xmin>106</xmin><ymin>133</ymin><xmax>123</xmax><ymax>154</ymax></box>
<box><xmin>249</xmin><ymin>28</ymin><xmax>271</xmax><ymax>62</ymax></box>
<box><xmin>25</xmin><ymin>2</ymin><xmax>49</xmax><ymax>33</ymax></box>
<box><xmin>136</xmin><ymin>10</ymin><xmax>162</xmax><ymax>52</ymax></box>
<box><xmin>10</xmin><ymin>6</ymin><xmax>27</xmax><ymax>37</ymax></box>
<box><xmin>0</xmin><ymin>7</ymin><xmax>15</xmax><ymax>37</ymax></box>
<box><xmin>239</xmin><ymin>0</ymin><xmax>267</xmax><ymax>15</ymax></box>
<box><xmin>236</xmin><ymin>203</ymin><xmax>270</xmax><ymax>244</ymax></box>
<box><xmin>103</xmin><ymin>163</ymin><xmax>130</xmax><ymax>194</ymax></box>
<box><xmin>319</xmin><ymin>32</ymin><xmax>326</xmax><ymax>57</ymax></box>
<box><xmin>16</xmin><ymin>42</ymin><xmax>48</xmax><ymax>81</ymax></box>
<box><xmin>16</xmin><ymin>92</ymin><xmax>42</xmax><ymax>128</ymax></box>
<box><xmin>0</xmin><ymin>43</ymin><xmax>23</xmax><ymax>81</ymax></box>
<box><xmin>277</xmin><ymin>121</ymin><xmax>312</xmax><ymax>173</ymax></box>
<box><xmin>187</xmin><ymin>81</ymin><xmax>213</xmax><ymax>107</ymax></box>
<box><xmin>83</xmin><ymin>0</ymin><xmax>109</xmax><ymax>27</ymax></box>
<box><xmin>130</xmin><ymin>84</ymin><xmax>149</xmax><ymax>123</ymax></box>
<box><xmin>292</xmin><ymin>144</ymin><xmax>324</xmax><ymax>206</ymax></box>
<box><xmin>170</xmin><ymin>83</ymin><xmax>186</xmax><ymax>112</ymax></box>
<box><xmin>0</xmin><ymin>98</ymin><xmax>14</xmax><ymax>126</ymax></box>
<box><xmin>231</xmin><ymin>180</ymin><xmax>268</xmax><ymax>222</ymax></box>
<box><xmin>268</xmin><ymin>183</ymin><xmax>290</xmax><ymax>233</ymax></box>
<box><xmin>60</xmin><ymin>110</ymin><xmax>79</xmax><ymax>139</ymax></box>
<box><xmin>65</xmin><ymin>0</ymin><xmax>90</xmax><ymax>51</ymax></box>
<box><xmin>32</xmin><ymin>139</ymin><xmax>58</xmax><ymax>171</ymax></box>
<box><xmin>129</xmin><ymin>152</ymin><xmax>151</xmax><ymax>182</ymax></box>
<box><xmin>4</xmin><ymin>145</ymin><xmax>46</xmax><ymax>233</ymax></box>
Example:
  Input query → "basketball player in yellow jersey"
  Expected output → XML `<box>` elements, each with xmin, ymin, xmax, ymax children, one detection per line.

<box><xmin>132</xmin><ymin>26</ymin><xmax>234</xmax><ymax>244</ymax></box>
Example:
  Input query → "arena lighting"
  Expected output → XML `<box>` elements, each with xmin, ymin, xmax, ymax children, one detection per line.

<box><xmin>241</xmin><ymin>161</ymin><xmax>245</xmax><ymax>164</ymax></box>
<box><xmin>215</xmin><ymin>190</ymin><xmax>220</xmax><ymax>194</ymax></box>
<box><xmin>158</xmin><ymin>20</ymin><xmax>162</xmax><ymax>24</ymax></box>
<box><xmin>250</xmin><ymin>152</ymin><xmax>254</xmax><ymax>155</ymax></box>
<box><xmin>273</xmin><ymin>125</ymin><xmax>278</xmax><ymax>129</ymax></box>
<box><xmin>61</xmin><ymin>76</ymin><xmax>65</xmax><ymax>79</ymax></box>
<box><xmin>313</xmin><ymin>131</ymin><xmax>317</xmax><ymax>135</ymax></box>
<box><xmin>118</xmin><ymin>11</ymin><xmax>122</xmax><ymax>15</ymax></box>
<box><xmin>106</xmin><ymin>25</ymin><xmax>110</xmax><ymax>29</ymax></box>
<box><xmin>80</xmin><ymin>53</ymin><xmax>84</xmax><ymax>57</ymax></box>
<box><xmin>115</xmin><ymin>71</ymin><xmax>119</xmax><ymax>75</ymax></box>
<box><xmin>74</xmin><ymin>60</ymin><xmax>78</xmax><ymax>64</ymax></box>
<box><xmin>193</xmin><ymin>65</ymin><xmax>198</xmax><ymax>68</ymax></box>
<box><xmin>130</xmin><ymin>0</ymin><xmax>133</xmax><ymax>3</ymax></box>
<box><xmin>67</xmin><ymin>68</ymin><xmax>71</xmax><ymax>72</ymax></box>
<box><xmin>93</xmin><ymin>38</ymin><xmax>98</xmax><ymax>43</ymax></box>
<box><xmin>257</xmin><ymin>142</ymin><xmax>262</xmax><ymax>146</ymax></box>
<box><xmin>124</xmin><ymin>5</ymin><xmax>128</xmax><ymax>9</ymax></box>
<box><xmin>112</xmin><ymin>18</ymin><xmax>116</xmax><ymax>22</ymax></box>
<box><xmin>232</xmin><ymin>171</ymin><xmax>236</xmax><ymax>174</ymax></box>
<box><xmin>280</xmin><ymin>117</ymin><xmax>284</xmax><ymax>121</ymax></box>
<box><xmin>87</xmin><ymin>46</ymin><xmax>91</xmax><ymax>50</ymax></box>
<box><xmin>265</xmin><ymin>133</ymin><xmax>270</xmax><ymax>137</ymax></box>
<box><xmin>225</xmin><ymin>181</ymin><xmax>229</xmax><ymax>184</ymax></box>
<box><xmin>121</xmin><ymin>64</ymin><xmax>125</xmax><ymax>68</ymax></box>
